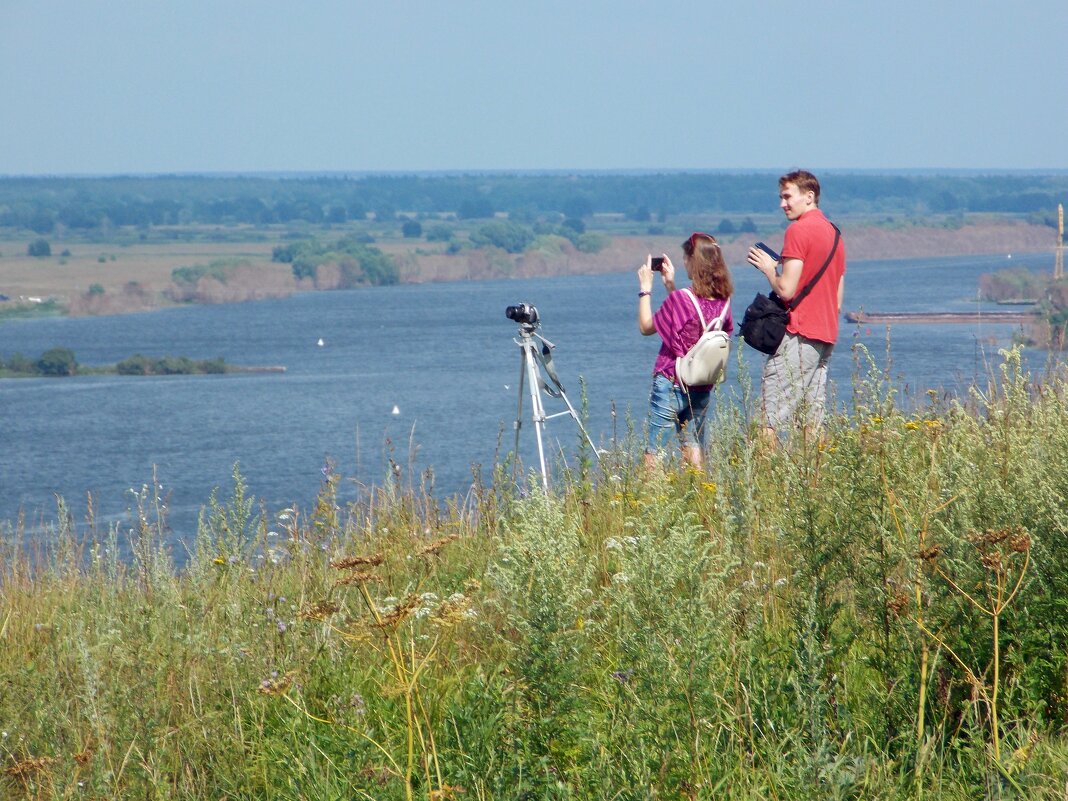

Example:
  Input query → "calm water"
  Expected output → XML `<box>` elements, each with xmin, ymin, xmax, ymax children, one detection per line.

<box><xmin>0</xmin><ymin>251</ymin><xmax>1055</xmax><ymax>550</ymax></box>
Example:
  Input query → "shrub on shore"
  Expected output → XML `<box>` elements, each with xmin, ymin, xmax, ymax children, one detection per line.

<box><xmin>2</xmin><ymin>348</ymin><xmax>1068</xmax><ymax>799</ymax></box>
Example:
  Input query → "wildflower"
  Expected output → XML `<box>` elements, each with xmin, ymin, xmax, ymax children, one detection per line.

<box><xmin>277</xmin><ymin>620</ymin><xmax>287</xmax><ymax>634</ymax></box>
<box><xmin>212</xmin><ymin>557</ymin><xmax>226</xmax><ymax>565</ymax></box>
<box><xmin>702</xmin><ymin>481</ymin><xmax>717</xmax><ymax>494</ymax></box>
<box><xmin>605</xmin><ymin>537</ymin><xmax>622</xmax><ymax>551</ymax></box>
<box><xmin>257</xmin><ymin>673</ymin><xmax>294</xmax><ymax>696</ymax></box>
<box><xmin>612</xmin><ymin>669</ymin><xmax>634</xmax><ymax>685</ymax></box>
<box><xmin>904</xmin><ymin>420</ymin><xmax>920</xmax><ymax>431</ymax></box>
<box><xmin>431</xmin><ymin>594</ymin><xmax>473</xmax><ymax>627</ymax></box>
<box><xmin>351</xmin><ymin>693</ymin><xmax>366</xmax><ymax>716</ymax></box>
<box><xmin>611</xmin><ymin>572</ymin><xmax>629</xmax><ymax>585</ymax></box>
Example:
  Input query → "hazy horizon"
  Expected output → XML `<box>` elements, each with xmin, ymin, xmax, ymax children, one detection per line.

<box><xmin>2</xmin><ymin>1</ymin><xmax>1066</xmax><ymax>175</ymax></box>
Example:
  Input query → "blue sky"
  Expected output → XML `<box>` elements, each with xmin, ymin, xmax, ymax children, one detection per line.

<box><xmin>1</xmin><ymin>0</ymin><xmax>1065</xmax><ymax>175</ymax></box>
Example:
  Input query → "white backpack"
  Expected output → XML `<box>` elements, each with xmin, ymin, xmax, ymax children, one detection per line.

<box><xmin>675</xmin><ymin>289</ymin><xmax>731</xmax><ymax>388</ymax></box>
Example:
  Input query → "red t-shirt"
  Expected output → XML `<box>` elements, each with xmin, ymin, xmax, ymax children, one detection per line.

<box><xmin>781</xmin><ymin>209</ymin><xmax>846</xmax><ymax>344</ymax></box>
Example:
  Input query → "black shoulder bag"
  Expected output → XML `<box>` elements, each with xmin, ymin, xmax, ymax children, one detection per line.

<box><xmin>739</xmin><ymin>223</ymin><xmax>841</xmax><ymax>355</ymax></box>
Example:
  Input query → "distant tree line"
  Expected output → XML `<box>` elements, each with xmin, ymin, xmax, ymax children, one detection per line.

<box><xmin>0</xmin><ymin>348</ymin><xmax>229</xmax><ymax>377</ymax></box>
<box><xmin>1</xmin><ymin>172</ymin><xmax>1065</xmax><ymax>235</ymax></box>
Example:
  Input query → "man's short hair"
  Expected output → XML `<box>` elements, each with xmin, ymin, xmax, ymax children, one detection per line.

<box><xmin>779</xmin><ymin>170</ymin><xmax>820</xmax><ymax>206</ymax></box>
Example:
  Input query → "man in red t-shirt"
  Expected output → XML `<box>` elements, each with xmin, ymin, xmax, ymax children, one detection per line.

<box><xmin>746</xmin><ymin>170</ymin><xmax>846</xmax><ymax>441</ymax></box>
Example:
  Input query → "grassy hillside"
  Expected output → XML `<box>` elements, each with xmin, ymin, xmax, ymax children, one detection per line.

<box><xmin>3</xmin><ymin>348</ymin><xmax>1068</xmax><ymax>799</ymax></box>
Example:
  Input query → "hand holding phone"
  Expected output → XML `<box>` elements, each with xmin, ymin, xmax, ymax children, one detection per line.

<box><xmin>754</xmin><ymin>242</ymin><xmax>780</xmax><ymax>262</ymax></box>
<box><xmin>651</xmin><ymin>256</ymin><xmax>666</xmax><ymax>271</ymax></box>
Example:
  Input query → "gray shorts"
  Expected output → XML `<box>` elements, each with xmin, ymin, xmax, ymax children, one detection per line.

<box><xmin>761</xmin><ymin>332</ymin><xmax>834</xmax><ymax>430</ymax></box>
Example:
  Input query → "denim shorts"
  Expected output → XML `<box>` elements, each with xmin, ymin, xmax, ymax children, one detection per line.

<box><xmin>645</xmin><ymin>373</ymin><xmax>712</xmax><ymax>453</ymax></box>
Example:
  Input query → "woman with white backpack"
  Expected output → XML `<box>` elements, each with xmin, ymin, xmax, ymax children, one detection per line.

<box><xmin>637</xmin><ymin>232</ymin><xmax>734</xmax><ymax>468</ymax></box>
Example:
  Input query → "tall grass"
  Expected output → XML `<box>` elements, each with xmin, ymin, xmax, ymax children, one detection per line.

<box><xmin>3</xmin><ymin>346</ymin><xmax>1068</xmax><ymax>799</ymax></box>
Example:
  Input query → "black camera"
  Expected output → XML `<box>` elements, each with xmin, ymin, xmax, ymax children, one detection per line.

<box><xmin>505</xmin><ymin>303</ymin><xmax>539</xmax><ymax>325</ymax></box>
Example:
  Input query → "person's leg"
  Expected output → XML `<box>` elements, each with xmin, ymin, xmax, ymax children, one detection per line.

<box><xmin>678</xmin><ymin>389</ymin><xmax>712</xmax><ymax>468</ymax></box>
<box><xmin>645</xmin><ymin>374</ymin><xmax>682</xmax><ymax>465</ymax></box>
<box><xmin>761</xmin><ymin>334</ymin><xmax>804</xmax><ymax>442</ymax></box>
<box><xmin>796</xmin><ymin>339</ymin><xmax>834</xmax><ymax>439</ymax></box>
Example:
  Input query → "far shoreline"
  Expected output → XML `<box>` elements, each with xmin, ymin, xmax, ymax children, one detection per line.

<box><xmin>0</xmin><ymin>219</ymin><xmax>1058</xmax><ymax>324</ymax></box>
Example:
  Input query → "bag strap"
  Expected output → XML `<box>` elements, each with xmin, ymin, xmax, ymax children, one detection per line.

<box><xmin>682</xmin><ymin>288</ymin><xmax>730</xmax><ymax>333</ymax></box>
<box><xmin>785</xmin><ymin>222</ymin><xmax>841</xmax><ymax>312</ymax></box>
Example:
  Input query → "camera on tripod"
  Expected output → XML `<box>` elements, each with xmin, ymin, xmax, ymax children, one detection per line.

<box><xmin>505</xmin><ymin>303</ymin><xmax>539</xmax><ymax>326</ymax></box>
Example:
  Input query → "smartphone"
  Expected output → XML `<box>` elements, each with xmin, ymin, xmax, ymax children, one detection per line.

<box><xmin>651</xmin><ymin>256</ymin><xmax>666</xmax><ymax>271</ymax></box>
<box><xmin>754</xmin><ymin>242</ymin><xmax>780</xmax><ymax>262</ymax></box>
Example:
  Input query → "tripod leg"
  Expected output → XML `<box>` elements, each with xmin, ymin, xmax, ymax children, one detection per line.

<box><xmin>526</xmin><ymin>345</ymin><xmax>550</xmax><ymax>489</ymax></box>
<box><xmin>512</xmin><ymin>348</ymin><xmax>527</xmax><ymax>485</ymax></box>
<box><xmin>556</xmin><ymin>387</ymin><xmax>601</xmax><ymax>459</ymax></box>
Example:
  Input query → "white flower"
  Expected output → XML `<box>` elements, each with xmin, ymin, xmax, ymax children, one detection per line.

<box><xmin>612</xmin><ymin>572</ymin><xmax>629</xmax><ymax>584</ymax></box>
<box><xmin>605</xmin><ymin>537</ymin><xmax>622</xmax><ymax>551</ymax></box>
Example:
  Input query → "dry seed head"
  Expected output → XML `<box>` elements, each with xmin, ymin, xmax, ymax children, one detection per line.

<box><xmin>373</xmin><ymin>594</ymin><xmax>419</xmax><ymax>628</ymax></box>
<box><xmin>298</xmin><ymin>600</ymin><xmax>340</xmax><ymax>620</ymax></box>
<box><xmin>417</xmin><ymin>533</ymin><xmax>460</xmax><ymax>557</ymax></box>
<box><xmin>3</xmin><ymin>756</ymin><xmax>55</xmax><ymax>778</ymax></box>
<box><xmin>886</xmin><ymin>591</ymin><xmax>910</xmax><ymax>619</ymax></box>
<box><xmin>917</xmin><ymin>544</ymin><xmax>941</xmax><ymax>563</ymax></box>
<box><xmin>1010</xmin><ymin>531</ymin><xmax>1032</xmax><ymax>553</ymax></box>
<box><xmin>331</xmin><ymin>554</ymin><xmax>384</xmax><ymax>570</ymax></box>
<box><xmin>73</xmin><ymin>745</ymin><xmax>94</xmax><ymax>766</ymax></box>
<box><xmin>981</xmin><ymin>551</ymin><xmax>1003</xmax><ymax>571</ymax></box>
<box><xmin>334</xmin><ymin>570</ymin><xmax>382</xmax><ymax>587</ymax></box>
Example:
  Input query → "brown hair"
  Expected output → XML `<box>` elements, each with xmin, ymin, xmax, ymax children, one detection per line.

<box><xmin>779</xmin><ymin>169</ymin><xmax>821</xmax><ymax>206</ymax></box>
<box><xmin>682</xmin><ymin>233</ymin><xmax>733</xmax><ymax>300</ymax></box>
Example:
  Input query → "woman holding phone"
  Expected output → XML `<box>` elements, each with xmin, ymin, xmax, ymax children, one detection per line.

<box><xmin>636</xmin><ymin>232</ymin><xmax>733</xmax><ymax>468</ymax></box>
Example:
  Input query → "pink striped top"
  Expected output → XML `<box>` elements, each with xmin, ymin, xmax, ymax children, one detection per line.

<box><xmin>652</xmin><ymin>289</ymin><xmax>733</xmax><ymax>389</ymax></box>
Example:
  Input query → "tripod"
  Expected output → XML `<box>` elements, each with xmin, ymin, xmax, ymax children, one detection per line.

<box><xmin>512</xmin><ymin>321</ymin><xmax>599</xmax><ymax>490</ymax></box>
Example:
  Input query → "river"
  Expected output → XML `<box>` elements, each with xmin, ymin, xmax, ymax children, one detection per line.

<box><xmin>0</xmin><ymin>251</ymin><xmax>1056</xmax><ymax>553</ymax></box>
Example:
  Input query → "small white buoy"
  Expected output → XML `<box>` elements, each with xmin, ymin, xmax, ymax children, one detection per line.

<box><xmin>317</xmin><ymin>338</ymin><xmax>325</xmax><ymax>347</ymax></box>
<box><xmin>391</xmin><ymin>405</ymin><xmax>400</xmax><ymax>416</ymax></box>
<box><xmin>1007</xmin><ymin>254</ymin><xmax>1012</xmax><ymax>260</ymax></box>
<box><xmin>504</xmin><ymin>384</ymin><xmax>510</xmax><ymax>390</ymax></box>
